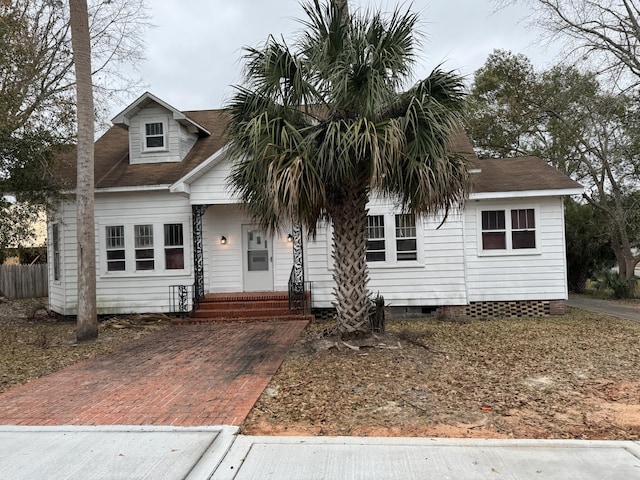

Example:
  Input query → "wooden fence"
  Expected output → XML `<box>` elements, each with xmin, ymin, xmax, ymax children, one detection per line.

<box><xmin>0</xmin><ymin>264</ymin><xmax>48</xmax><ymax>299</ymax></box>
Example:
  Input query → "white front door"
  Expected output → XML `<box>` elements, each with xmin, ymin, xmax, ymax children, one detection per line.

<box><xmin>242</xmin><ymin>224</ymin><xmax>274</xmax><ymax>291</ymax></box>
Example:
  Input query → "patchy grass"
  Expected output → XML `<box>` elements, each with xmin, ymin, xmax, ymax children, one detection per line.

<box><xmin>0</xmin><ymin>298</ymin><xmax>170</xmax><ymax>394</ymax></box>
<box><xmin>242</xmin><ymin>308</ymin><xmax>640</xmax><ymax>440</ymax></box>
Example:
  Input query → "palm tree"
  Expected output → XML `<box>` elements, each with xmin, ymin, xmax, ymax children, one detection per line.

<box><xmin>225</xmin><ymin>0</ymin><xmax>470</xmax><ymax>337</ymax></box>
<box><xmin>69</xmin><ymin>0</ymin><xmax>98</xmax><ymax>341</ymax></box>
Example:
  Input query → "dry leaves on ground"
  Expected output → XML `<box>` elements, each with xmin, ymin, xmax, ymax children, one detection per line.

<box><xmin>0</xmin><ymin>298</ymin><xmax>170</xmax><ymax>394</ymax></box>
<box><xmin>242</xmin><ymin>309</ymin><xmax>640</xmax><ymax>440</ymax></box>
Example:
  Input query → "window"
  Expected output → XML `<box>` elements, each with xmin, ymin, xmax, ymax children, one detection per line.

<box><xmin>134</xmin><ymin>224</ymin><xmax>154</xmax><ymax>270</ymax></box>
<box><xmin>481</xmin><ymin>210</ymin><xmax>506</xmax><ymax>250</ymax></box>
<box><xmin>366</xmin><ymin>215</ymin><xmax>386</xmax><ymax>262</ymax></box>
<box><xmin>511</xmin><ymin>209</ymin><xmax>536</xmax><ymax>249</ymax></box>
<box><xmin>144</xmin><ymin>122</ymin><xmax>165</xmax><ymax>149</ymax></box>
<box><xmin>481</xmin><ymin>208</ymin><xmax>537</xmax><ymax>252</ymax></box>
<box><xmin>164</xmin><ymin>223</ymin><xmax>184</xmax><ymax>269</ymax></box>
<box><xmin>395</xmin><ymin>214</ymin><xmax>417</xmax><ymax>261</ymax></box>
<box><xmin>105</xmin><ymin>225</ymin><xmax>126</xmax><ymax>271</ymax></box>
<box><xmin>52</xmin><ymin>223</ymin><xmax>60</xmax><ymax>281</ymax></box>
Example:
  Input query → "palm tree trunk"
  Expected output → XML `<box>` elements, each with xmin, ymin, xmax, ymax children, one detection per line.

<box><xmin>69</xmin><ymin>0</ymin><xmax>98</xmax><ymax>341</ymax></box>
<box><xmin>329</xmin><ymin>187</ymin><xmax>370</xmax><ymax>337</ymax></box>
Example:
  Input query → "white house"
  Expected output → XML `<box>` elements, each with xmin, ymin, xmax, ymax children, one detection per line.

<box><xmin>48</xmin><ymin>92</ymin><xmax>583</xmax><ymax>318</ymax></box>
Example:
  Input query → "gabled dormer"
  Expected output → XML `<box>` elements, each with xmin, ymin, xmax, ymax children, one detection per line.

<box><xmin>111</xmin><ymin>92</ymin><xmax>211</xmax><ymax>165</ymax></box>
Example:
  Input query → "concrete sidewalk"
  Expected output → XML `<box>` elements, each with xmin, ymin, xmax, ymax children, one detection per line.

<box><xmin>1</xmin><ymin>426</ymin><xmax>639</xmax><ymax>480</ymax></box>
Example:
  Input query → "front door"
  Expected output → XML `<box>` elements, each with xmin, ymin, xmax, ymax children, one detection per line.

<box><xmin>242</xmin><ymin>225</ymin><xmax>274</xmax><ymax>291</ymax></box>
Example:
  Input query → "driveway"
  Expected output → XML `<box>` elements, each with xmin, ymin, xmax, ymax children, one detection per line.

<box><xmin>0</xmin><ymin>320</ymin><xmax>308</xmax><ymax>426</ymax></box>
<box><xmin>567</xmin><ymin>294</ymin><xmax>640</xmax><ymax>323</ymax></box>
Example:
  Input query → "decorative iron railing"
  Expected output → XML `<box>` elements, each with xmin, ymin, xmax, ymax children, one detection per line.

<box><xmin>169</xmin><ymin>284</ymin><xmax>195</xmax><ymax>316</ymax></box>
<box><xmin>288</xmin><ymin>267</ymin><xmax>312</xmax><ymax>313</ymax></box>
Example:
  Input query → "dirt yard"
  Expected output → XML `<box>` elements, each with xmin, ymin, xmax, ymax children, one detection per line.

<box><xmin>241</xmin><ymin>309</ymin><xmax>640</xmax><ymax>440</ymax></box>
<box><xmin>0</xmin><ymin>297</ymin><xmax>170</xmax><ymax>394</ymax></box>
<box><xmin>1</xmin><ymin>298</ymin><xmax>638</xmax><ymax>440</ymax></box>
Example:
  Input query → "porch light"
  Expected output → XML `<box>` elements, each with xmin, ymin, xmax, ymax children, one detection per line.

<box><xmin>287</xmin><ymin>234</ymin><xmax>293</xmax><ymax>243</ymax></box>
<box><xmin>220</xmin><ymin>236</ymin><xmax>227</xmax><ymax>245</ymax></box>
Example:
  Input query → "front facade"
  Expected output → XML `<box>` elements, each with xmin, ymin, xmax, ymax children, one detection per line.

<box><xmin>48</xmin><ymin>93</ymin><xmax>583</xmax><ymax>317</ymax></box>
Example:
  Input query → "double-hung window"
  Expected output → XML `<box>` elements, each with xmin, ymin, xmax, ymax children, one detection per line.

<box><xmin>134</xmin><ymin>224</ymin><xmax>154</xmax><ymax>271</ymax></box>
<box><xmin>511</xmin><ymin>209</ymin><xmax>536</xmax><ymax>249</ymax></box>
<box><xmin>105</xmin><ymin>225</ymin><xmax>126</xmax><ymax>271</ymax></box>
<box><xmin>364</xmin><ymin>213</ymin><xmax>420</xmax><ymax>264</ymax></box>
<box><xmin>366</xmin><ymin>215</ymin><xmax>386</xmax><ymax>262</ymax></box>
<box><xmin>395</xmin><ymin>214</ymin><xmax>417</xmax><ymax>261</ymax></box>
<box><xmin>144</xmin><ymin>121</ymin><xmax>165</xmax><ymax>150</ymax></box>
<box><xmin>164</xmin><ymin>223</ymin><xmax>184</xmax><ymax>270</ymax></box>
<box><xmin>481</xmin><ymin>208</ymin><xmax>537</xmax><ymax>252</ymax></box>
<box><xmin>481</xmin><ymin>210</ymin><xmax>506</xmax><ymax>250</ymax></box>
<box><xmin>52</xmin><ymin>223</ymin><xmax>60</xmax><ymax>281</ymax></box>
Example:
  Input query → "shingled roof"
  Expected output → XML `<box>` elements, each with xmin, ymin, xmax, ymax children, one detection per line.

<box><xmin>470</xmin><ymin>156</ymin><xmax>582</xmax><ymax>194</ymax></box>
<box><xmin>56</xmin><ymin>109</ymin><xmax>229</xmax><ymax>189</ymax></box>
<box><xmin>56</xmin><ymin>107</ymin><xmax>581</xmax><ymax>195</ymax></box>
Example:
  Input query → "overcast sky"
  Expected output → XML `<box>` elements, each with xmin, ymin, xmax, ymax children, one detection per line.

<box><xmin>114</xmin><ymin>0</ymin><xmax>555</xmax><ymax>116</ymax></box>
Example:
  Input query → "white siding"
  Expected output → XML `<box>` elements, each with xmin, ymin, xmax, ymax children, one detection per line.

<box><xmin>306</xmin><ymin>199</ymin><xmax>467</xmax><ymax>309</ymax></box>
<box><xmin>464</xmin><ymin>196</ymin><xmax>568</xmax><ymax>301</ymax></box>
<box><xmin>189</xmin><ymin>158</ymin><xmax>241</xmax><ymax>204</ymax></box>
<box><xmin>204</xmin><ymin>205</ymin><xmax>293</xmax><ymax>293</ymax></box>
<box><xmin>128</xmin><ymin>106</ymin><xmax>197</xmax><ymax>164</ymax></box>
<box><xmin>49</xmin><ymin>190</ymin><xmax>194</xmax><ymax>316</ymax></box>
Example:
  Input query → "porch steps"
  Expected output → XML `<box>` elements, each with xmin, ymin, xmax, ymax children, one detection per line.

<box><xmin>173</xmin><ymin>291</ymin><xmax>314</xmax><ymax>324</ymax></box>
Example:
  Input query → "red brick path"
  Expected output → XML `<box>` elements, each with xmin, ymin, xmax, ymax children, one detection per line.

<box><xmin>0</xmin><ymin>320</ymin><xmax>308</xmax><ymax>426</ymax></box>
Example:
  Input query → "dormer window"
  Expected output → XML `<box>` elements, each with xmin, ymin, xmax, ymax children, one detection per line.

<box><xmin>144</xmin><ymin>121</ymin><xmax>166</xmax><ymax>150</ymax></box>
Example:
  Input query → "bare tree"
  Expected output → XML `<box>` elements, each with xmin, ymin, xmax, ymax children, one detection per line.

<box><xmin>0</xmin><ymin>0</ymin><xmax>149</xmax><ymax>247</ymax></box>
<box><xmin>504</xmin><ymin>0</ymin><xmax>640</xmax><ymax>88</ymax></box>
<box><xmin>69</xmin><ymin>0</ymin><xmax>97</xmax><ymax>341</ymax></box>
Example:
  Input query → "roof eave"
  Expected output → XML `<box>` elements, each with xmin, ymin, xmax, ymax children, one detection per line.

<box><xmin>469</xmin><ymin>187</ymin><xmax>584</xmax><ymax>200</ymax></box>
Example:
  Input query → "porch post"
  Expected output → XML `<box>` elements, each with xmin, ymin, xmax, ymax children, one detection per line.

<box><xmin>192</xmin><ymin>204</ymin><xmax>209</xmax><ymax>304</ymax></box>
<box><xmin>292</xmin><ymin>221</ymin><xmax>304</xmax><ymax>292</ymax></box>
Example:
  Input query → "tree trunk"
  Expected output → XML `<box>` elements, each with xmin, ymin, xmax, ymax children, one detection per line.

<box><xmin>69</xmin><ymin>0</ymin><xmax>98</xmax><ymax>341</ymax></box>
<box><xmin>329</xmin><ymin>188</ymin><xmax>370</xmax><ymax>337</ymax></box>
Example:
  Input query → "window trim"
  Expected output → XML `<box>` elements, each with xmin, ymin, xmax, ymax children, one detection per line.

<box><xmin>51</xmin><ymin>222</ymin><xmax>61</xmax><ymax>282</ymax></box>
<box><xmin>364</xmin><ymin>211</ymin><xmax>423</xmax><ymax>267</ymax></box>
<box><xmin>98</xmin><ymin>216</ymin><xmax>190</xmax><ymax>277</ymax></box>
<box><xmin>477</xmin><ymin>206</ymin><xmax>541</xmax><ymax>256</ymax></box>
<box><xmin>141</xmin><ymin>118</ymin><xmax>168</xmax><ymax>153</ymax></box>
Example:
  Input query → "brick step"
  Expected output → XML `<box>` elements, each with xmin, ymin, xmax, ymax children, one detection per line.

<box><xmin>192</xmin><ymin>307</ymin><xmax>293</xmax><ymax>319</ymax></box>
<box><xmin>196</xmin><ymin>300</ymin><xmax>291</xmax><ymax>311</ymax></box>
<box><xmin>203</xmin><ymin>292</ymin><xmax>290</xmax><ymax>302</ymax></box>
<box><xmin>172</xmin><ymin>313</ymin><xmax>314</xmax><ymax>325</ymax></box>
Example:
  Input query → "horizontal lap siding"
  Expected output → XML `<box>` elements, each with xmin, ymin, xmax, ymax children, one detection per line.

<box><xmin>306</xmin><ymin>206</ymin><xmax>467</xmax><ymax>308</ymax></box>
<box><xmin>204</xmin><ymin>205</ymin><xmax>293</xmax><ymax>293</ymax></box>
<box><xmin>464</xmin><ymin>196</ymin><xmax>568</xmax><ymax>302</ymax></box>
<box><xmin>189</xmin><ymin>159</ymin><xmax>240</xmax><ymax>205</ymax></box>
<box><xmin>49</xmin><ymin>191</ymin><xmax>194</xmax><ymax>315</ymax></box>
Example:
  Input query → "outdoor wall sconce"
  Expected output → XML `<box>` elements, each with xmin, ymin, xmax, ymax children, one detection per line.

<box><xmin>287</xmin><ymin>234</ymin><xmax>293</xmax><ymax>243</ymax></box>
<box><xmin>220</xmin><ymin>236</ymin><xmax>227</xmax><ymax>245</ymax></box>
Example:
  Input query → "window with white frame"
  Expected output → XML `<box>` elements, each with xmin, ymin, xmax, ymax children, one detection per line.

<box><xmin>366</xmin><ymin>215</ymin><xmax>386</xmax><ymax>262</ymax></box>
<box><xmin>105</xmin><ymin>225</ymin><xmax>126</xmax><ymax>271</ymax></box>
<box><xmin>102</xmin><ymin>221</ymin><xmax>188</xmax><ymax>274</ymax></box>
<box><xmin>511</xmin><ymin>209</ymin><xmax>536</xmax><ymax>249</ymax></box>
<box><xmin>364</xmin><ymin>213</ymin><xmax>420</xmax><ymax>264</ymax></box>
<box><xmin>481</xmin><ymin>208</ymin><xmax>536</xmax><ymax>251</ymax></box>
<box><xmin>52</xmin><ymin>223</ymin><xmax>60</xmax><ymax>281</ymax></box>
<box><xmin>144</xmin><ymin>121</ymin><xmax>166</xmax><ymax>150</ymax></box>
<box><xmin>164</xmin><ymin>223</ymin><xmax>184</xmax><ymax>270</ymax></box>
<box><xmin>395</xmin><ymin>214</ymin><xmax>417</xmax><ymax>261</ymax></box>
<box><xmin>134</xmin><ymin>224</ymin><xmax>154</xmax><ymax>271</ymax></box>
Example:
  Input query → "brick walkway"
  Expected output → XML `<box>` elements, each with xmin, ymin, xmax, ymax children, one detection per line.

<box><xmin>0</xmin><ymin>320</ymin><xmax>308</xmax><ymax>426</ymax></box>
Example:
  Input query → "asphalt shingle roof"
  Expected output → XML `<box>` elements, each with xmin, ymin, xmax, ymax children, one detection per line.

<box><xmin>57</xmin><ymin>108</ymin><xmax>581</xmax><ymax>194</ymax></box>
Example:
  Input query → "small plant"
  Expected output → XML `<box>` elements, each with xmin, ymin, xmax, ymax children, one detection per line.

<box><xmin>369</xmin><ymin>293</ymin><xmax>385</xmax><ymax>333</ymax></box>
<box><xmin>593</xmin><ymin>269</ymin><xmax>639</xmax><ymax>299</ymax></box>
